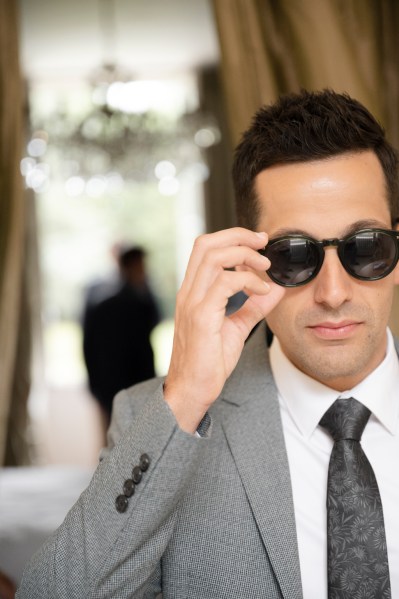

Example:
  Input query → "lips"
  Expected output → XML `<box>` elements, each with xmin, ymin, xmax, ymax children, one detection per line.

<box><xmin>308</xmin><ymin>320</ymin><xmax>361</xmax><ymax>340</ymax></box>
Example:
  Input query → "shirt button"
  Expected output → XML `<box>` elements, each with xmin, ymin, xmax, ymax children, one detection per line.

<box><xmin>132</xmin><ymin>466</ymin><xmax>142</xmax><ymax>484</ymax></box>
<box><xmin>123</xmin><ymin>479</ymin><xmax>135</xmax><ymax>497</ymax></box>
<box><xmin>115</xmin><ymin>495</ymin><xmax>128</xmax><ymax>513</ymax></box>
<box><xmin>139</xmin><ymin>453</ymin><xmax>150</xmax><ymax>471</ymax></box>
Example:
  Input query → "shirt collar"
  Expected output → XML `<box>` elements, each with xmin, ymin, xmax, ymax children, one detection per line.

<box><xmin>269</xmin><ymin>328</ymin><xmax>399</xmax><ymax>439</ymax></box>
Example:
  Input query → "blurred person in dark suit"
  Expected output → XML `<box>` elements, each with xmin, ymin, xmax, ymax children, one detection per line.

<box><xmin>82</xmin><ymin>246</ymin><xmax>160</xmax><ymax>424</ymax></box>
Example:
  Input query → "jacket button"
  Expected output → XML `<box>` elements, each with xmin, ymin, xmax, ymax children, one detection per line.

<box><xmin>132</xmin><ymin>466</ymin><xmax>142</xmax><ymax>484</ymax></box>
<box><xmin>115</xmin><ymin>495</ymin><xmax>128</xmax><ymax>513</ymax></box>
<box><xmin>123</xmin><ymin>479</ymin><xmax>135</xmax><ymax>497</ymax></box>
<box><xmin>139</xmin><ymin>453</ymin><xmax>150</xmax><ymax>471</ymax></box>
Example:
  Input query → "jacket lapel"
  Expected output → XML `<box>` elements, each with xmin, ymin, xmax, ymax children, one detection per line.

<box><xmin>220</xmin><ymin>323</ymin><xmax>303</xmax><ymax>599</ymax></box>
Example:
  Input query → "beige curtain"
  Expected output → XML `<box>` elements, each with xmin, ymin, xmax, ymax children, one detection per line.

<box><xmin>0</xmin><ymin>1</ymin><xmax>30</xmax><ymax>465</ymax></box>
<box><xmin>211</xmin><ymin>0</ymin><xmax>399</xmax><ymax>334</ymax></box>
<box><xmin>212</xmin><ymin>0</ymin><xmax>398</xmax><ymax>144</ymax></box>
<box><xmin>198</xmin><ymin>67</ymin><xmax>236</xmax><ymax>233</ymax></box>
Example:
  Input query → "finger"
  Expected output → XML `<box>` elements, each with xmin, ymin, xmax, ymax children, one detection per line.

<box><xmin>188</xmin><ymin>271</ymin><xmax>271</xmax><ymax>334</ymax></box>
<box><xmin>186</xmin><ymin>245</ymin><xmax>270</xmax><ymax>305</ymax></box>
<box><xmin>181</xmin><ymin>228</ymin><xmax>268</xmax><ymax>294</ymax></box>
<box><xmin>229</xmin><ymin>283</ymin><xmax>286</xmax><ymax>337</ymax></box>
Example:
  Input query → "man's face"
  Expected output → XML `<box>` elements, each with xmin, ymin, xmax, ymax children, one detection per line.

<box><xmin>255</xmin><ymin>151</ymin><xmax>399</xmax><ymax>391</ymax></box>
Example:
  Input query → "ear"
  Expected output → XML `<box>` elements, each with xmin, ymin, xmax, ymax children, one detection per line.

<box><xmin>393</xmin><ymin>221</ymin><xmax>399</xmax><ymax>285</ymax></box>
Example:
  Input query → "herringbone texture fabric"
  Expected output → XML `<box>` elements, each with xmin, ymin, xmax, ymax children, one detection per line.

<box><xmin>320</xmin><ymin>397</ymin><xmax>391</xmax><ymax>598</ymax></box>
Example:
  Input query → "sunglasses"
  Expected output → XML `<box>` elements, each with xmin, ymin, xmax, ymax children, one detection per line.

<box><xmin>260</xmin><ymin>228</ymin><xmax>399</xmax><ymax>287</ymax></box>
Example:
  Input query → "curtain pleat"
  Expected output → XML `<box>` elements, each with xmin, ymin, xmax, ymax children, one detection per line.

<box><xmin>0</xmin><ymin>0</ymin><xmax>30</xmax><ymax>465</ymax></box>
<box><xmin>212</xmin><ymin>0</ymin><xmax>279</xmax><ymax>144</ymax></box>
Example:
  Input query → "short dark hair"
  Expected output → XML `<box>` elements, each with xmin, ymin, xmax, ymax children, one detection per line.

<box><xmin>232</xmin><ymin>89</ymin><xmax>399</xmax><ymax>229</ymax></box>
<box><xmin>118</xmin><ymin>246</ymin><xmax>145</xmax><ymax>269</ymax></box>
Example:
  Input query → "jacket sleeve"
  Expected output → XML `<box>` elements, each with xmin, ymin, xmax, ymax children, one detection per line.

<box><xmin>16</xmin><ymin>380</ymin><xmax>210</xmax><ymax>599</ymax></box>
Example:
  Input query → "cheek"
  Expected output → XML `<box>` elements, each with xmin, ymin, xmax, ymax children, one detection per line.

<box><xmin>361</xmin><ymin>279</ymin><xmax>395</xmax><ymax>311</ymax></box>
<box><xmin>266</xmin><ymin>294</ymin><xmax>299</xmax><ymax>335</ymax></box>
<box><xmin>373</xmin><ymin>287</ymin><xmax>395</xmax><ymax>321</ymax></box>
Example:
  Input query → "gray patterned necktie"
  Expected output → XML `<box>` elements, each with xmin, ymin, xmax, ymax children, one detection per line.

<box><xmin>319</xmin><ymin>397</ymin><xmax>391</xmax><ymax>598</ymax></box>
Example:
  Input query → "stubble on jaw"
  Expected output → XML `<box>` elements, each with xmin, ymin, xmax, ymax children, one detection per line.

<box><xmin>275</xmin><ymin>305</ymin><xmax>390</xmax><ymax>391</ymax></box>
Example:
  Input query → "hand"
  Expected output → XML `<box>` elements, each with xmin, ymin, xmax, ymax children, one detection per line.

<box><xmin>164</xmin><ymin>228</ymin><xmax>285</xmax><ymax>432</ymax></box>
<box><xmin>0</xmin><ymin>570</ymin><xmax>16</xmax><ymax>599</ymax></box>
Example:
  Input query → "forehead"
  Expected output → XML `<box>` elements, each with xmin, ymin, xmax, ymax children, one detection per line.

<box><xmin>254</xmin><ymin>152</ymin><xmax>391</xmax><ymax>237</ymax></box>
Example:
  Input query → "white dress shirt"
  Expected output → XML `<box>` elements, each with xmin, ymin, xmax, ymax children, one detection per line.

<box><xmin>269</xmin><ymin>328</ymin><xmax>399</xmax><ymax>599</ymax></box>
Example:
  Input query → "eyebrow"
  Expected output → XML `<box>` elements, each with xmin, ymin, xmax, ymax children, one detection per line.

<box><xmin>271</xmin><ymin>219</ymin><xmax>391</xmax><ymax>239</ymax></box>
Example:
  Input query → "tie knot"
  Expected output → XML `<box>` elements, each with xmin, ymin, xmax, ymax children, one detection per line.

<box><xmin>319</xmin><ymin>397</ymin><xmax>371</xmax><ymax>442</ymax></box>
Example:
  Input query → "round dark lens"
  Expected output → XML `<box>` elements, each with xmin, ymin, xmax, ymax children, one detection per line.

<box><xmin>341</xmin><ymin>231</ymin><xmax>397</xmax><ymax>280</ymax></box>
<box><xmin>265</xmin><ymin>238</ymin><xmax>320</xmax><ymax>286</ymax></box>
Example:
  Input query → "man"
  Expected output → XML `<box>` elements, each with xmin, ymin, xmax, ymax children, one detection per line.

<box><xmin>17</xmin><ymin>90</ymin><xmax>399</xmax><ymax>598</ymax></box>
<box><xmin>83</xmin><ymin>246</ymin><xmax>160</xmax><ymax>425</ymax></box>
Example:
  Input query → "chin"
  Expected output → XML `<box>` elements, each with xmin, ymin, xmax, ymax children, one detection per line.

<box><xmin>299</xmin><ymin>352</ymin><xmax>366</xmax><ymax>388</ymax></box>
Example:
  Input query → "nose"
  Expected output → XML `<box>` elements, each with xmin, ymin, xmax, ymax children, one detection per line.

<box><xmin>313</xmin><ymin>247</ymin><xmax>353</xmax><ymax>309</ymax></box>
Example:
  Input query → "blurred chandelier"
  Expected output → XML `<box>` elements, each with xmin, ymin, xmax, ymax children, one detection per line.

<box><xmin>44</xmin><ymin>60</ymin><xmax>220</xmax><ymax>183</ymax></box>
<box><xmin>22</xmin><ymin>0</ymin><xmax>220</xmax><ymax>193</ymax></box>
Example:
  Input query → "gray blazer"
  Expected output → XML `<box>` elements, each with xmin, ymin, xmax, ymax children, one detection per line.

<box><xmin>17</xmin><ymin>322</ymin><xmax>303</xmax><ymax>598</ymax></box>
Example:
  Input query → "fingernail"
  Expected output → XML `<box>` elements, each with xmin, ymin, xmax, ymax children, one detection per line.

<box><xmin>255</xmin><ymin>231</ymin><xmax>267</xmax><ymax>239</ymax></box>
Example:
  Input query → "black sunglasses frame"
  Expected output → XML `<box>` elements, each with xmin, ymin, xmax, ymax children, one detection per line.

<box><xmin>261</xmin><ymin>228</ymin><xmax>399</xmax><ymax>288</ymax></box>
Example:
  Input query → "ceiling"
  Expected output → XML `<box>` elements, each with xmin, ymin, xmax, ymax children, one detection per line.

<box><xmin>19</xmin><ymin>0</ymin><xmax>220</xmax><ymax>82</ymax></box>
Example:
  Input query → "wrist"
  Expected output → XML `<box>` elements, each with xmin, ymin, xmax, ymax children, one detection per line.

<box><xmin>163</xmin><ymin>379</ymin><xmax>210</xmax><ymax>434</ymax></box>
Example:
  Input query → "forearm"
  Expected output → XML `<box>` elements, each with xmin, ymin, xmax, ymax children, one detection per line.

<box><xmin>17</xmin><ymin>388</ymin><xmax>209</xmax><ymax>599</ymax></box>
